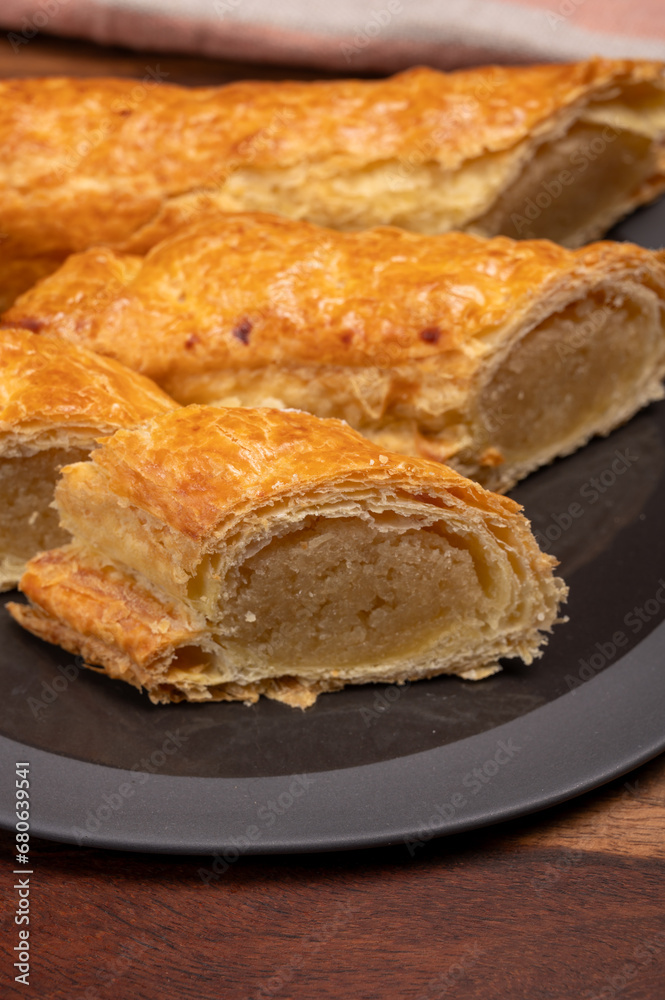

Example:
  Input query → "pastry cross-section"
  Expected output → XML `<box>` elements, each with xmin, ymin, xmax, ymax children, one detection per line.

<box><xmin>8</xmin><ymin>406</ymin><xmax>567</xmax><ymax>707</ymax></box>
<box><xmin>0</xmin><ymin>329</ymin><xmax>177</xmax><ymax>589</ymax></box>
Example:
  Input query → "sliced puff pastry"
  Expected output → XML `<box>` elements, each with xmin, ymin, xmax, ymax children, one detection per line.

<box><xmin>1</xmin><ymin>57</ymin><xmax>664</xmax><ymax>309</ymax></box>
<box><xmin>5</xmin><ymin>213</ymin><xmax>665</xmax><ymax>493</ymax></box>
<box><xmin>8</xmin><ymin>406</ymin><xmax>567</xmax><ymax>707</ymax></box>
<box><xmin>0</xmin><ymin>328</ymin><xmax>177</xmax><ymax>590</ymax></box>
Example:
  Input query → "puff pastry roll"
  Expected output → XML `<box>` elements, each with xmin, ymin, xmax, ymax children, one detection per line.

<box><xmin>5</xmin><ymin>214</ymin><xmax>665</xmax><ymax>493</ymax></box>
<box><xmin>0</xmin><ymin>329</ymin><xmax>177</xmax><ymax>590</ymax></box>
<box><xmin>8</xmin><ymin>406</ymin><xmax>567</xmax><ymax>707</ymax></box>
<box><xmin>1</xmin><ymin>58</ymin><xmax>664</xmax><ymax>309</ymax></box>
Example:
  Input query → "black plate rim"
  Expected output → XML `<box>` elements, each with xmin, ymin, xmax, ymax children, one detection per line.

<box><xmin>1</xmin><ymin>618</ymin><xmax>663</xmax><ymax>855</ymax></box>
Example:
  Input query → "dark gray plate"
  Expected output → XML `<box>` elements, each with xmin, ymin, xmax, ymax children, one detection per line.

<box><xmin>1</xmin><ymin>198</ymin><xmax>664</xmax><ymax>854</ymax></box>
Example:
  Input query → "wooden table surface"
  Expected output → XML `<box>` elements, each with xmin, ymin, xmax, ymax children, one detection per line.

<box><xmin>1</xmin><ymin>36</ymin><xmax>664</xmax><ymax>1000</ymax></box>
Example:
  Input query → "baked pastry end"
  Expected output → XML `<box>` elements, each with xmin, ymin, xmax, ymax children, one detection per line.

<box><xmin>0</xmin><ymin>328</ymin><xmax>177</xmax><ymax>589</ymax></box>
<box><xmin>8</xmin><ymin>407</ymin><xmax>567</xmax><ymax>706</ymax></box>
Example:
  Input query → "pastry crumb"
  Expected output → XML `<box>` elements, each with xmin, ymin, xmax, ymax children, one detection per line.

<box><xmin>479</xmin><ymin>447</ymin><xmax>504</xmax><ymax>467</ymax></box>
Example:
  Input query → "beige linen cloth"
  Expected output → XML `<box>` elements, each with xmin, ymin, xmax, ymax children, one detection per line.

<box><xmin>1</xmin><ymin>0</ymin><xmax>664</xmax><ymax>70</ymax></box>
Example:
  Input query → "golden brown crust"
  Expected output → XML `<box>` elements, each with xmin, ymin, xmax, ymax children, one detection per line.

<box><xmin>59</xmin><ymin>404</ymin><xmax>517</xmax><ymax>544</ymax></box>
<box><xmin>7</xmin><ymin>215</ymin><xmax>663</xmax><ymax>376</ymax></box>
<box><xmin>0</xmin><ymin>256</ymin><xmax>67</xmax><ymax>316</ymax></box>
<box><xmin>9</xmin><ymin>406</ymin><xmax>567</xmax><ymax>706</ymax></box>
<box><xmin>0</xmin><ymin>329</ymin><xmax>178</xmax><ymax>591</ymax></box>
<box><xmin>1</xmin><ymin>58</ymin><xmax>664</xmax><ymax>304</ymax></box>
<box><xmin>11</xmin><ymin>545</ymin><xmax>202</xmax><ymax>668</ymax></box>
<box><xmin>5</xmin><ymin>214</ymin><xmax>664</xmax><ymax>490</ymax></box>
<box><xmin>0</xmin><ymin>217</ymin><xmax>583</xmax><ymax>374</ymax></box>
<box><xmin>6</xmin><ymin>61</ymin><xmax>644</xmax><ymax>189</ymax></box>
<box><xmin>0</xmin><ymin>328</ymin><xmax>177</xmax><ymax>455</ymax></box>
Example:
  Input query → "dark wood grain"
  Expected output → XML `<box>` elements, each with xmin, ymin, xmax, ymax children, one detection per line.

<box><xmin>1</xmin><ymin>35</ymin><xmax>664</xmax><ymax>1000</ymax></box>
<box><xmin>2</xmin><ymin>754</ymin><xmax>665</xmax><ymax>1000</ymax></box>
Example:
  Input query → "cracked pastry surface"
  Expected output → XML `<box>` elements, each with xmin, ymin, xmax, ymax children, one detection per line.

<box><xmin>5</xmin><ymin>214</ymin><xmax>665</xmax><ymax>492</ymax></box>
<box><xmin>8</xmin><ymin>406</ymin><xmax>567</xmax><ymax>707</ymax></box>
<box><xmin>0</xmin><ymin>328</ymin><xmax>177</xmax><ymax>590</ymax></box>
<box><xmin>1</xmin><ymin>57</ymin><xmax>664</xmax><ymax>308</ymax></box>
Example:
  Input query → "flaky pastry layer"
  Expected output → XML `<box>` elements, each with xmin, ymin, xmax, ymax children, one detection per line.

<box><xmin>5</xmin><ymin>215</ymin><xmax>665</xmax><ymax>492</ymax></box>
<box><xmin>1</xmin><ymin>58</ymin><xmax>664</xmax><ymax>307</ymax></box>
<box><xmin>9</xmin><ymin>407</ymin><xmax>567</xmax><ymax>706</ymax></box>
<box><xmin>0</xmin><ymin>329</ymin><xmax>177</xmax><ymax>589</ymax></box>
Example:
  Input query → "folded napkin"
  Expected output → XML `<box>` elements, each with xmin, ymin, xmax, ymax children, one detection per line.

<box><xmin>2</xmin><ymin>0</ymin><xmax>665</xmax><ymax>71</ymax></box>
